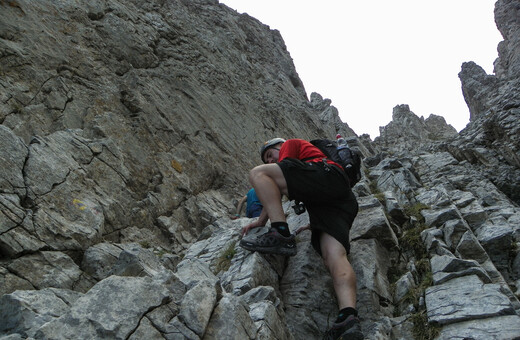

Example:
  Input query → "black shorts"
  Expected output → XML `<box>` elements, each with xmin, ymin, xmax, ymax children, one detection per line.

<box><xmin>277</xmin><ymin>158</ymin><xmax>358</xmax><ymax>255</ymax></box>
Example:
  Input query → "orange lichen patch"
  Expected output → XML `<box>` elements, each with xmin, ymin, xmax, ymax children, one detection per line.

<box><xmin>171</xmin><ymin>159</ymin><xmax>183</xmax><ymax>173</ymax></box>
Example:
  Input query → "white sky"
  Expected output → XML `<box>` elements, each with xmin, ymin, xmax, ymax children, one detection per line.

<box><xmin>220</xmin><ymin>1</ymin><xmax>502</xmax><ymax>138</ymax></box>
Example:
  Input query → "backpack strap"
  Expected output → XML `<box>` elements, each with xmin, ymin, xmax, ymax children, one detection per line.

<box><xmin>301</xmin><ymin>157</ymin><xmax>327</xmax><ymax>162</ymax></box>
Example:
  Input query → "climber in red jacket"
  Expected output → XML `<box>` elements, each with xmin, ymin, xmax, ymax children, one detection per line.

<box><xmin>240</xmin><ymin>138</ymin><xmax>363</xmax><ymax>340</ymax></box>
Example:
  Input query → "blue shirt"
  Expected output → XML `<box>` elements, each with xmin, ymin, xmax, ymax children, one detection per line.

<box><xmin>246</xmin><ymin>188</ymin><xmax>263</xmax><ymax>218</ymax></box>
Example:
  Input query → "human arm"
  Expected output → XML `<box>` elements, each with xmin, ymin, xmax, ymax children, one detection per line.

<box><xmin>241</xmin><ymin>208</ymin><xmax>269</xmax><ymax>236</ymax></box>
<box><xmin>232</xmin><ymin>195</ymin><xmax>247</xmax><ymax>219</ymax></box>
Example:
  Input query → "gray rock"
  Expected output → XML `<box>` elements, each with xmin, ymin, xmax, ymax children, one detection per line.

<box><xmin>415</xmin><ymin>187</ymin><xmax>451</xmax><ymax>208</ymax></box>
<box><xmin>389</xmin><ymin>315</ymin><xmax>415</xmax><ymax>340</ymax></box>
<box><xmin>242</xmin><ymin>286</ymin><xmax>279</xmax><ymax>306</ymax></box>
<box><xmin>376</xmin><ymin>105</ymin><xmax>457</xmax><ymax>154</ymax></box>
<box><xmin>281</xmin><ymin>233</ymin><xmax>336</xmax><ymax>338</ymax></box>
<box><xmin>34</xmin><ymin>275</ymin><xmax>171</xmax><ymax>339</ymax></box>
<box><xmin>7</xmin><ymin>251</ymin><xmax>93</xmax><ymax>292</ymax></box>
<box><xmin>203</xmin><ymin>294</ymin><xmax>256</xmax><ymax>340</ymax></box>
<box><xmin>384</xmin><ymin>191</ymin><xmax>407</xmax><ymax>223</ymax></box>
<box><xmin>178</xmin><ymin>281</ymin><xmax>217</xmax><ymax>337</ymax></box>
<box><xmin>513</xmin><ymin>248</ymin><xmax>520</xmax><ymax>280</ymax></box>
<box><xmin>459</xmin><ymin>61</ymin><xmax>498</xmax><ymax>120</ymax></box>
<box><xmin>413</xmin><ymin>152</ymin><xmax>459</xmax><ymax>177</ymax></box>
<box><xmin>350</xmin><ymin>239</ymin><xmax>393</xmax><ymax>318</ymax></box>
<box><xmin>421</xmin><ymin>227</ymin><xmax>453</xmax><ymax>257</ymax></box>
<box><xmin>0</xmin><ymin>0</ymin><xmax>520</xmax><ymax>338</ymax></box>
<box><xmin>180</xmin><ymin>219</ymin><xmax>243</xmax><ymax>276</ymax></box>
<box><xmin>421</xmin><ymin>206</ymin><xmax>460</xmax><ymax>228</ymax></box>
<box><xmin>0</xmin><ymin>334</ymin><xmax>25</xmax><ymax>340</ymax></box>
<box><xmin>430</xmin><ymin>255</ymin><xmax>491</xmax><ymax>285</ymax></box>
<box><xmin>425</xmin><ymin>275</ymin><xmax>515</xmax><ymax>325</ymax></box>
<box><xmin>442</xmin><ymin>219</ymin><xmax>471</xmax><ymax>250</ymax></box>
<box><xmin>163</xmin><ymin>316</ymin><xmax>200</xmax><ymax>340</ymax></box>
<box><xmin>128</xmin><ymin>317</ymin><xmax>165</xmax><ymax>340</ymax></box>
<box><xmin>459</xmin><ymin>199</ymin><xmax>488</xmax><ymax>230</ymax></box>
<box><xmin>0</xmin><ymin>266</ymin><xmax>33</xmax><ymax>297</ymax></box>
<box><xmin>81</xmin><ymin>242</ymin><xmax>129</xmax><ymax>281</ymax></box>
<box><xmin>0</xmin><ymin>194</ymin><xmax>44</xmax><ymax>257</ymax></box>
<box><xmin>394</xmin><ymin>272</ymin><xmax>416</xmax><ymax>304</ymax></box>
<box><xmin>110</xmin><ymin>244</ymin><xmax>168</xmax><ymax>278</ymax></box>
<box><xmin>0</xmin><ymin>288</ymin><xmax>81</xmax><ymax>338</ymax></box>
<box><xmin>176</xmin><ymin>258</ymin><xmax>219</xmax><ymax>290</ymax></box>
<box><xmin>223</xmin><ymin>248</ymin><xmax>282</xmax><ymax>297</ymax></box>
<box><xmin>475</xmin><ymin>221</ymin><xmax>514</xmax><ymax>276</ymax></box>
<box><xmin>0</xmin><ymin>126</ymin><xmax>28</xmax><ymax>197</ymax></box>
<box><xmin>249</xmin><ymin>300</ymin><xmax>294</xmax><ymax>340</ymax></box>
<box><xmin>351</xmin><ymin>201</ymin><xmax>398</xmax><ymax>248</ymax></box>
<box><xmin>455</xmin><ymin>230</ymin><xmax>490</xmax><ymax>264</ymax></box>
<box><xmin>436</xmin><ymin>315</ymin><xmax>520</xmax><ymax>340</ymax></box>
<box><xmin>220</xmin><ymin>228</ymin><xmax>283</xmax><ymax>296</ymax></box>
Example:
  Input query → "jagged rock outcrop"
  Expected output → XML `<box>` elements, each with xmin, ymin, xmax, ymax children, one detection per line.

<box><xmin>493</xmin><ymin>0</ymin><xmax>520</xmax><ymax>80</ymax></box>
<box><xmin>455</xmin><ymin>0</ymin><xmax>520</xmax><ymax>206</ymax></box>
<box><xmin>458</xmin><ymin>61</ymin><xmax>499</xmax><ymax>121</ymax></box>
<box><xmin>1</xmin><ymin>0</ymin><xmax>520</xmax><ymax>339</ymax></box>
<box><xmin>459</xmin><ymin>0</ymin><xmax>520</xmax><ymax>121</ymax></box>
<box><xmin>375</xmin><ymin>104</ymin><xmax>458</xmax><ymax>153</ymax></box>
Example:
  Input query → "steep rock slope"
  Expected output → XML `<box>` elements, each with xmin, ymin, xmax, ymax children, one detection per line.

<box><xmin>1</xmin><ymin>0</ymin><xmax>520</xmax><ymax>339</ymax></box>
<box><xmin>457</xmin><ymin>0</ymin><xmax>520</xmax><ymax>205</ymax></box>
<box><xmin>0</xmin><ymin>0</ymin><xmax>355</xmax><ymax>259</ymax></box>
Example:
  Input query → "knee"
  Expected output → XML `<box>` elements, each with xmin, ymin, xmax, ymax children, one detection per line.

<box><xmin>249</xmin><ymin>165</ymin><xmax>266</xmax><ymax>184</ymax></box>
<box><xmin>322</xmin><ymin>251</ymin><xmax>337</xmax><ymax>273</ymax></box>
<box><xmin>322</xmin><ymin>250</ymin><xmax>352</xmax><ymax>276</ymax></box>
<box><xmin>321</xmin><ymin>243</ymin><xmax>346</xmax><ymax>265</ymax></box>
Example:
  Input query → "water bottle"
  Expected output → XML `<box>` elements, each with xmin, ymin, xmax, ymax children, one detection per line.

<box><xmin>336</xmin><ymin>134</ymin><xmax>353</xmax><ymax>168</ymax></box>
<box><xmin>336</xmin><ymin>134</ymin><xmax>348</xmax><ymax>148</ymax></box>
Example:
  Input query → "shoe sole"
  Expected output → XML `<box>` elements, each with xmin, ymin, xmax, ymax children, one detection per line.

<box><xmin>239</xmin><ymin>240</ymin><xmax>297</xmax><ymax>256</ymax></box>
<box><xmin>338</xmin><ymin>325</ymin><xmax>364</xmax><ymax>340</ymax></box>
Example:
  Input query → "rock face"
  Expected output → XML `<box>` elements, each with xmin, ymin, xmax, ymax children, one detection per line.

<box><xmin>0</xmin><ymin>0</ymin><xmax>353</xmax><ymax>258</ymax></box>
<box><xmin>456</xmin><ymin>0</ymin><xmax>520</xmax><ymax>206</ymax></box>
<box><xmin>375</xmin><ymin>104</ymin><xmax>458</xmax><ymax>153</ymax></box>
<box><xmin>1</xmin><ymin>0</ymin><xmax>520</xmax><ymax>339</ymax></box>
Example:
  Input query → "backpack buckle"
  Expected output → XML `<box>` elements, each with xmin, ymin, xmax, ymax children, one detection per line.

<box><xmin>292</xmin><ymin>201</ymin><xmax>306</xmax><ymax>215</ymax></box>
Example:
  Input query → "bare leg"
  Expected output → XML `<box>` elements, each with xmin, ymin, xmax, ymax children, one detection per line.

<box><xmin>320</xmin><ymin>232</ymin><xmax>357</xmax><ymax>309</ymax></box>
<box><xmin>249</xmin><ymin>164</ymin><xmax>288</xmax><ymax>222</ymax></box>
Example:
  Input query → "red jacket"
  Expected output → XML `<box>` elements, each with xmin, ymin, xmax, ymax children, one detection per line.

<box><xmin>278</xmin><ymin>139</ymin><xmax>342</xmax><ymax>169</ymax></box>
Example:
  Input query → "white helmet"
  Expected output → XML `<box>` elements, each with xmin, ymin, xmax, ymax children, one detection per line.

<box><xmin>260</xmin><ymin>138</ymin><xmax>285</xmax><ymax>163</ymax></box>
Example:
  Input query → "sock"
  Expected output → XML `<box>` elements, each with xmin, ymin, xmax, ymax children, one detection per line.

<box><xmin>271</xmin><ymin>221</ymin><xmax>290</xmax><ymax>237</ymax></box>
<box><xmin>335</xmin><ymin>307</ymin><xmax>358</xmax><ymax>323</ymax></box>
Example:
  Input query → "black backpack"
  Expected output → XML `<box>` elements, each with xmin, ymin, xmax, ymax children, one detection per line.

<box><xmin>309</xmin><ymin>139</ymin><xmax>362</xmax><ymax>187</ymax></box>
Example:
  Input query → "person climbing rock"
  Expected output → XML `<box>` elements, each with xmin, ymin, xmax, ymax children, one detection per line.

<box><xmin>232</xmin><ymin>188</ymin><xmax>263</xmax><ymax>219</ymax></box>
<box><xmin>239</xmin><ymin>137</ymin><xmax>363</xmax><ymax>340</ymax></box>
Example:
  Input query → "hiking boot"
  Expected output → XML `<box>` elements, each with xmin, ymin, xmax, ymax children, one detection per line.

<box><xmin>323</xmin><ymin>315</ymin><xmax>364</xmax><ymax>340</ymax></box>
<box><xmin>239</xmin><ymin>227</ymin><xmax>297</xmax><ymax>256</ymax></box>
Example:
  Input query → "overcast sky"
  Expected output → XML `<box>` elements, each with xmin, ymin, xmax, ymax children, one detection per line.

<box><xmin>220</xmin><ymin>1</ymin><xmax>502</xmax><ymax>138</ymax></box>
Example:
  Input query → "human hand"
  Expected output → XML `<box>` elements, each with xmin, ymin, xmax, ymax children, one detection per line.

<box><xmin>241</xmin><ymin>221</ymin><xmax>262</xmax><ymax>237</ymax></box>
<box><xmin>294</xmin><ymin>224</ymin><xmax>310</xmax><ymax>235</ymax></box>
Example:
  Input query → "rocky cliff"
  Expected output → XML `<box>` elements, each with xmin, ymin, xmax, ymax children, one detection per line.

<box><xmin>0</xmin><ymin>0</ymin><xmax>519</xmax><ymax>339</ymax></box>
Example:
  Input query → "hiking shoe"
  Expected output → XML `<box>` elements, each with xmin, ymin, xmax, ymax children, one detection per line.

<box><xmin>239</xmin><ymin>227</ymin><xmax>297</xmax><ymax>256</ymax></box>
<box><xmin>323</xmin><ymin>315</ymin><xmax>364</xmax><ymax>340</ymax></box>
